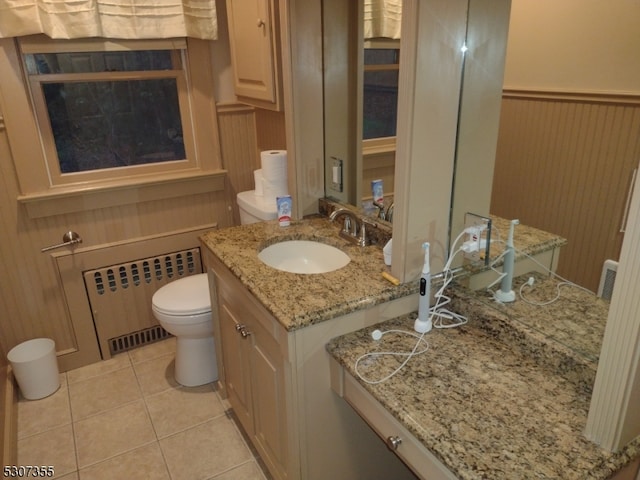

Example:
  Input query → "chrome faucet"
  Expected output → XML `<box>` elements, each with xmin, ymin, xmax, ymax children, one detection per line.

<box><xmin>385</xmin><ymin>202</ymin><xmax>394</xmax><ymax>223</ymax></box>
<box><xmin>329</xmin><ymin>208</ymin><xmax>373</xmax><ymax>247</ymax></box>
<box><xmin>372</xmin><ymin>200</ymin><xmax>394</xmax><ymax>223</ymax></box>
<box><xmin>372</xmin><ymin>200</ymin><xmax>385</xmax><ymax>219</ymax></box>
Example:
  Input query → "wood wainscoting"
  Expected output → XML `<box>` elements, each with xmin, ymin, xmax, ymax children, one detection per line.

<box><xmin>217</xmin><ymin>103</ymin><xmax>287</xmax><ymax>224</ymax></box>
<box><xmin>0</xmin><ymin>366</ymin><xmax>17</xmax><ymax>468</ymax></box>
<box><xmin>0</xmin><ymin>101</ymin><xmax>271</xmax><ymax>372</ymax></box>
<box><xmin>491</xmin><ymin>90</ymin><xmax>640</xmax><ymax>292</ymax></box>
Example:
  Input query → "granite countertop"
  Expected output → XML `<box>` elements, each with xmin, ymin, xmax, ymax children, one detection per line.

<box><xmin>457</xmin><ymin>216</ymin><xmax>568</xmax><ymax>277</ymax></box>
<box><xmin>200</xmin><ymin>212</ymin><xmax>637</xmax><ymax>477</ymax></box>
<box><xmin>200</xmin><ymin>216</ymin><xmax>416</xmax><ymax>331</ymax></box>
<box><xmin>200</xmin><ymin>214</ymin><xmax>566</xmax><ymax>332</ymax></box>
<box><xmin>447</xmin><ymin>273</ymin><xmax>610</xmax><ymax>395</ymax></box>
<box><xmin>326</xmin><ymin>302</ymin><xmax>640</xmax><ymax>479</ymax></box>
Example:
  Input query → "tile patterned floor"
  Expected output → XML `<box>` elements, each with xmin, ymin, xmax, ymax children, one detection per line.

<box><xmin>16</xmin><ymin>338</ymin><xmax>268</xmax><ymax>480</ymax></box>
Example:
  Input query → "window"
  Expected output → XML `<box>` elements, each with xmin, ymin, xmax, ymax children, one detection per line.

<box><xmin>20</xmin><ymin>37</ymin><xmax>203</xmax><ymax>186</ymax></box>
<box><xmin>363</xmin><ymin>44</ymin><xmax>399</xmax><ymax>140</ymax></box>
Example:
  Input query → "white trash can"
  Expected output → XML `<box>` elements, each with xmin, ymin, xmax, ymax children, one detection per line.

<box><xmin>8</xmin><ymin>338</ymin><xmax>60</xmax><ymax>400</ymax></box>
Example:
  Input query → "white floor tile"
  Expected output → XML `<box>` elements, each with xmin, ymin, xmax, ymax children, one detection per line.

<box><xmin>16</xmin><ymin>339</ymin><xmax>266</xmax><ymax>480</ymax></box>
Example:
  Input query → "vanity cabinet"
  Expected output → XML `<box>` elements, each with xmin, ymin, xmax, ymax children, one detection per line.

<box><xmin>330</xmin><ymin>357</ymin><xmax>457</xmax><ymax>480</ymax></box>
<box><xmin>202</xmin><ymin>243</ymin><xmax>419</xmax><ymax>480</ymax></box>
<box><xmin>226</xmin><ymin>0</ymin><xmax>282</xmax><ymax>111</ymax></box>
<box><xmin>210</xmin><ymin>251</ymin><xmax>292</xmax><ymax>480</ymax></box>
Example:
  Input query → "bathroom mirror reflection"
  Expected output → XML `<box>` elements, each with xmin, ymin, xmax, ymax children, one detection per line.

<box><xmin>322</xmin><ymin>0</ymin><xmax>640</xmax><ymax>363</ymax></box>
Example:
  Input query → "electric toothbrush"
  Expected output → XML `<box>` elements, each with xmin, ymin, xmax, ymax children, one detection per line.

<box><xmin>494</xmin><ymin>219</ymin><xmax>520</xmax><ymax>303</ymax></box>
<box><xmin>414</xmin><ymin>242</ymin><xmax>432</xmax><ymax>333</ymax></box>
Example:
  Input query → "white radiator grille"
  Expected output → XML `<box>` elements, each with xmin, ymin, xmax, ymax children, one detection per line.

<box><xmin>597</xmin><ymin>259</ymin><xmax>618</xmax><ymax>301</ymax></box>
<box><xmin>84</xmin><ymin>248</ymin><xmax>202</xmax><ymax>357</ymax></box>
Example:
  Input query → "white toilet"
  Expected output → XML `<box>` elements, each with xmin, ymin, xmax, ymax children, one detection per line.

<box><xmin>151</xmin><ymin>273</ymin><xmax>217</xmax><ymax>387</ymax></box>
<box><xmin>150</xmin><ymin>192</ymin><xmax>274</xmax><ymax>387</ymax></box>
<box><xmin>237</xmin><ymin>190</ymin><xmax>278</xmax><ymax>224</ymax></box>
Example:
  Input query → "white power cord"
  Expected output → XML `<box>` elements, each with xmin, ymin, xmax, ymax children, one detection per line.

<box><xmin>354</xmin><ymin>229</ymin><xmax>470</xmax><ymax>384</ymax></box>
<box><xmin>515</xmin><ymin>249</ymin><xmax>594</xmax><ymax>305</ymax></box>
<box><xmin>354</xmin><ymin>330</ymin><xmax>430</xmax><ymax>385</ymax></box>
<box><xmin>488</xmin><ymin>224</ymin><xmax>594</xmax><ymax>305</ymax></box>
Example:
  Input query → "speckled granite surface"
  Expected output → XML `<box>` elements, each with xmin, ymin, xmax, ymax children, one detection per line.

<box><xmin>200</xmin><ymin>214</ymin><xmax>639</xmax><ymax>478</ymax></box>
<box><xmin>326</xmin><ymin>312</ymin><xmax>640</xmax><ymax>479</ymax></box>
<box><xmin>449</xmin><ymin>273</ymin><xmax>608</xmax><ymax>394</ymax></box>
<box><xmin>458</xmin><ymin>216</ymin><xmax>568</xmax><ymax>276</ymax></box>
<box><xmin>474</xmin><ymin>272</ymin><xmax>607</xmax><ymax>362</ymax></box>
<box><xmin>200</xmin><ymin>216</ymin><xmax>416</xmax><ymax>331</ymax></box>
<box><xmin>200</xmin><ymin>214</ymin><xmax>566</xmax><ymax>332</ymax></box>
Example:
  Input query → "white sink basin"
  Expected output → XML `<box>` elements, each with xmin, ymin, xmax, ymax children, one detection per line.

<box><xmin>258</xmin><ymin>240</ymin><xmax>350</xmax><ymax>274</ymax></box>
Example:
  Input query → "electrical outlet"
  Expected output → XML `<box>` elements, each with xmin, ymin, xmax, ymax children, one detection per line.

<box><xmin>462</xmin><ymin>213</ymin><xmax>492</xmax><ymax>265</ymax></box>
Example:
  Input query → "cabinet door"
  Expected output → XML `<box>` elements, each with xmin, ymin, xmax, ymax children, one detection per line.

<box><xmin>249</xmin><ymin>316</ymin><xmax>289</xmax><ymax>480</ymax></box>
<box><xmin>226</xmin><ymin>0</ymin><xmax>279</xmax><ymax>105</ymax></box>
<box><xmin>219</xmin><ymin>303</ymin><xmax>253</xmax><ymax>435</ymax></box>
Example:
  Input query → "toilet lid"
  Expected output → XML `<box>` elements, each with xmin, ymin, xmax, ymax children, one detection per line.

<box><xmin>152</xmin><ymin>273</ymin><xmax>211</xmax><ymax>315</ymax></box>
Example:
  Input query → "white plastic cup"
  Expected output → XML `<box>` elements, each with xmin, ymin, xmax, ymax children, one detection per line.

<box><xmin>8</xmin><ymin>338</ymin><xmax>60</xmax><ymax>400</ymax></box>
<box><xmin>383</xmin><ymin>238</ymin><xmax>393</xmax><ymax>266</ymax></box>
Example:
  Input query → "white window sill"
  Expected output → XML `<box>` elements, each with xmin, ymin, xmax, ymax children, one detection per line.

<box><xmin>18</xmin><ymin>169</ymin><xmax>227</xmax><ymax>219</ymax></box>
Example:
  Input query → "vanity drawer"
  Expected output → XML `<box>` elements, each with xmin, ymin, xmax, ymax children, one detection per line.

<box><xmin>330</xmin><ymin>357</ymin><xmax>457</xmax><ymax>480</ymax></box>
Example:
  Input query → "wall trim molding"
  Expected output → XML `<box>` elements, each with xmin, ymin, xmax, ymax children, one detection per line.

<box><xmin>503</xmin><ymin>88</ymin><xmax>640</xmax><ymax>105</ymax></box>
<box><xmin>216</xmin><ymin>102</ymin><xmax>255</xmax><ymax>114</ymax></box>
<box><xmin>18</xmin><ymin>169</ymin><xmax>227</xmax><ymax>219</ymax></box>
<box><xmin>1</xmin><ymin>367</ymin><xmax>18</xmax><ymax>467</ymax></box>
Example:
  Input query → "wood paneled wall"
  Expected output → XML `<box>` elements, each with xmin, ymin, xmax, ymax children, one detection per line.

<box><xmin>491</xmin><ymin>91</ymin><xmax>640</xmax><ymax>292</ymax></box>
<box><xmin>0</xmin><ymin>103</ymin><xmax>266</xmax><ymax>367</ymax></box>
<box><xmin>217</xmin><ymin>104</ymin><xmax>287</xmax><ymax>224</ymax></box>
<box><xmin>361</xmin><ymin>151</ymin><xmax>395</xmax><ymax>202</ymax></box>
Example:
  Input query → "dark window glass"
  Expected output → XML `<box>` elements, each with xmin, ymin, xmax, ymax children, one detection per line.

<box><xmin>364</xmin><ymin>48</ymin><xmax>399</xmax><ymax>66</ymax></box>
<box><xmin>42</xmin><ymin>79</ymin><xmax>185</xmax><ymax>173</ymax></box>
<box><xmin>363</xmin><ymin>48</ymin><xmax>399</xmax><ymax>140</ymax></box>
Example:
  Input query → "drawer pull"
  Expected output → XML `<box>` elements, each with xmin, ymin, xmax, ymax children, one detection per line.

<box><xmin>386</xmin><ymin>435</ymin><xmax>402</xmax><ymax>450</ymax></box>
<box><xmin>235</xmin><ymin>323</ymin><xmax>252</xmax><ymax>338</ymax></box>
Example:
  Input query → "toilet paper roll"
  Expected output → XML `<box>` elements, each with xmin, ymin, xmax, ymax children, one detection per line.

<box><xmin>262</xmin><ymin>177</ymin><xmax>288</xmax><ymax>203</ymax></box>
<box><xmin>261</xmin><ymin>150</ymin><xmax>288</xmax><ymax>181</ymax></box>
<box><xmin>254</xmin><ymin>169</ymin><xmax>264</xmax><ymax>196</ymax></box>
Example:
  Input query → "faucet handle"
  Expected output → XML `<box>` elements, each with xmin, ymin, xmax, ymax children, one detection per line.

<box><xmin>372</xmin><ymin>200</ymin><xmax>385</xmax><ymax>220</ymax></box>
<box><xmin>358</xmin><ymin>217</ymin><xmax>377</xmax><ymax>247</ymax></box>
<box><xmin>340</xmin><ymin>216</ymin><xmax>353</xmax><ymax>235</ymax></box>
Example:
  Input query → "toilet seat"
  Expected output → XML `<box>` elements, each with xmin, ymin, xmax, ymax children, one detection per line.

<box><xmin>152</xmin><ymin>273</ymin><xmax>211</xmax><ymax>316</ymax></box>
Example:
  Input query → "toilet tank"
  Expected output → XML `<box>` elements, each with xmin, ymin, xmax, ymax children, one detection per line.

<box><xmin>237</xmin><ymin>190</ymin><xmax>278</xmax><ymax>224</ymax></box>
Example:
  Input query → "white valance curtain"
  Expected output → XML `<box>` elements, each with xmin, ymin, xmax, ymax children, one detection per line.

<box><xmin>364</xmin><ymin>0</ymin><xmax>402</xmax><ymax>40</ymax></box>
<box><xmin>0</xmin><ymin>0</ymin><xmax>218</xmax><ymax>40</ymax></box>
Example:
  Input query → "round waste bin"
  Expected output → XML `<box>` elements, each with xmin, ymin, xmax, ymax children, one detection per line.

<box><xmin>7</xmin><ymin>338</ymin><xmax>60</xmax><ymax>400</ymax></box>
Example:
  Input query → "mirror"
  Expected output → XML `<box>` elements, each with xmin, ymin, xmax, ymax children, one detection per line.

<box><xmin>323</xmin><ymin>0</ymin><xmax>504</xmax><ymax>271</ymax></box>
<box><xmin>322</xmin><ymin>0</ymin><xmax>503</xmax><ymax>242</ymax></box>
<box><xmin>322</xmin><ymin>0</ymin><xmax>397</xmax><ymax>226</ymax></box>
<box><xmin>322</xmin><ymin>0</ymin><xmax>638</xmax><ymax>362</ymax></box>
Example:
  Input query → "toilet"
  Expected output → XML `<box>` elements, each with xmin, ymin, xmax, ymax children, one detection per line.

<box><xmin>150</xmin><ymin>192</ymin><xmax>275</xmax><ymax>387</ymax></box>
<box><xmin>237</xmin><ymin>190</ymin><xmax>278</xmax><ymax>224</ymax></box>
<box><xmin>151</xmin><ymin>273</ymin><xmax>217</xmax><ymax>387</ymax></box>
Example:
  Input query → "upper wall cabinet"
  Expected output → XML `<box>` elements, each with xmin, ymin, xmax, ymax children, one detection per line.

<box><xmin>226</xmin><ymin>0</ymin><xmax>283</xmax><ymax>111</ymax></box>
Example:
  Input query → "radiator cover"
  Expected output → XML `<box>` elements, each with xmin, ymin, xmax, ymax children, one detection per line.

<box><xmin>84</xmin><ymin>248</ymin><xmax>202</xmax><ymax>357</ymax></box>
<box><xmin>597</xmin><ymin>259</ymin><xmax>618</xmax><ymax>301</ymax></box>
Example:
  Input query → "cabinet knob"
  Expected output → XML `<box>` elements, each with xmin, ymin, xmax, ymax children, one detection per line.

<box><xmin>257</xmin><ymin>18</ymin><xmax>265</xmax><ymax>28</ymax></box>
<box><xmin>386</xmin><ymin>435</ymin><xmax>402</xmax><ymax>451</ymax></box>
<box><xmin>235</xmin><ymin>323</ymin><xmax>252</xmax><ymax>338</ymax></box>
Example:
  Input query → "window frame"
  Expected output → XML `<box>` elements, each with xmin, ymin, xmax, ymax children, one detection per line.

<box><xmin>0</xmin><ymin>36</ymin><xmax>223</xmax><ymax>218</ymax></box>
<box><xmin>23</xmin><ymin>39</ymin><xmax>197</xmax><ymax>185</ymax></box>
<box><xmin>362</xmin><ymin>38</ymin><xmax>399</xmax><ymax>151</ymax></box>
